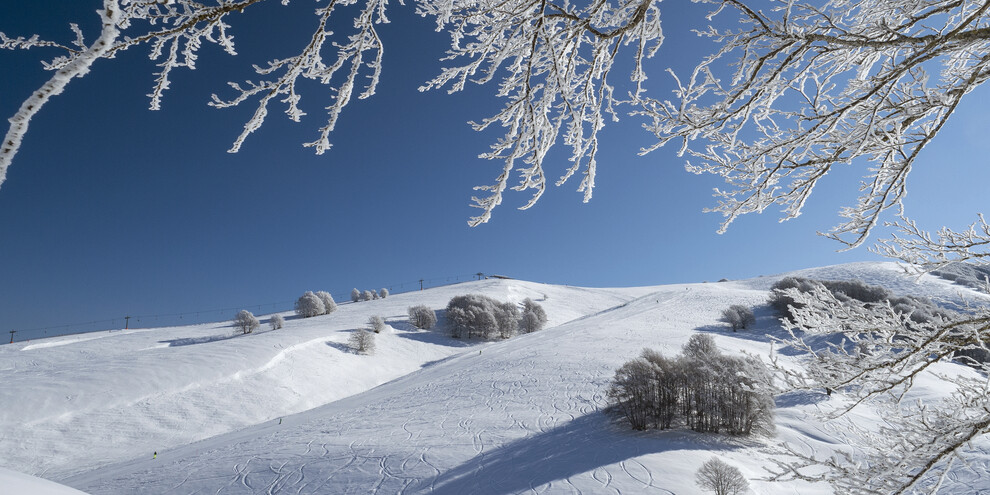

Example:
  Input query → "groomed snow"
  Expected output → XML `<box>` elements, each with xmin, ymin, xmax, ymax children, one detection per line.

<box><xmin>3</xmin><ymin>262</ymin><xmax>989</xmax><ymax>494</ymax></box>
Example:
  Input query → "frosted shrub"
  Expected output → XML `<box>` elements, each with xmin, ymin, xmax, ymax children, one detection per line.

<box><xmin>696</xmin><ymin>457</ymin><xmax>749</xmax><ymax>495</ymax></box>
<box><xmin>721</xmin><ymin>305</ymin><xmax>755</xmax><ymax>332</ymax></box>
<box><xmin>315</xmin><ymin>291</ymin><xmax>337</xmax><ymax>314</ymax></box>
<box><xmin>233</xmin><ymin>310</ymin><xmax>259</xmax><ymax>334</ymax></box>
<box><xmin>269</xmin><ymin>314</ymin><xmax>285</xmax><ymax>330</ymax></box>
<box><xmin>349</xmin><ymin>328</ymin><xmax>375</xmax><ymax>355</ymax></box>
<box><xmin>362</xmin><ymin>290</ymin><xmax>375</xmax><ymax>301</ymax></box>
<box><xmin>379</xmin><ymin>288</ymin><xmax>388</xmax><ymax>298</ymax></box>
<box><xmin>369</xmin><ymin>315</ymin><xmax>385</xmax><ymax>334</ymax></box>
<box><xmin>408</xmin><ymin>305</ymin><xmax>436</xmax><ymax>329</ymax></box>
<box><xmin>295</xmin><ymin>291</ymin><xmax>326</xmax><ymax>318</ymax></box>
<box><xmin>351</xmin><ymin>288</ymin><xmax>361</xmax><ymax>303</ymax></box>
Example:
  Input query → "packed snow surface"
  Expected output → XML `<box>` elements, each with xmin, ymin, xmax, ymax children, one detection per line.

<box><xmin>2</xmin><ymin>262</ymin><xmax>988</xmax><ymax>494</ymax></box>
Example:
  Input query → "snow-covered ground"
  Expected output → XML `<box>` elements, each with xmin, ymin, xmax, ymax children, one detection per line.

<box><xmin>3</xmin><ymin>262</ymin><xmax>988</xmax><ymax>494</ymax></box>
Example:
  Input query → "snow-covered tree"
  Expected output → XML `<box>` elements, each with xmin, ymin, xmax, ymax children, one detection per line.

<box><xmin>696</xmin><ymin>457</ymin><xmax>749</xmax><ymax>495</ymax></box>
<box><xmin>349</xmin><ymin>327</ymin><xmax>375</xmax><ymax>355</ymax></box>
<box><xmin>520</xmin><ymin>311</ymin><xmax>542</xmax><ymax>335</ymax></box>
<box><xmin>362</xmin><ymin>290</ymin><xmax>374</xmax><ymax>302</ymax></box>
<box><xmin>368</xmin><ymin>315</ymin><xmax>385</xmax><ymax>334</ymax></box>
<box><xmin>295</xmin><ymin>291</ymin><xmax>325</xmax><ymax>318</ymax></box>
<box><xmin>721</xmin><ymin>305</ymin><xmax>755</xmax><ymax>332</ymax></box>
<box><xmin>315</xmin><ymin>290</ymin><xmax>337</xmax><ymax>314</ymax></box>
<box><xmin>520</xmin><ymin>298</ymin><xmax>548</xmax><ymax>333</ymax></box>
<box><xmin>408</xmin><ymin>305</ymin><xmax>436</xmax><ymax>329</ymax></box>
<box><xmin>494</xmin><ymin>302</ymin><xmax>519</xmax><ymax>339</ymax></box>
<box><xmin>351</xmin><ymin>288</ymin><xmax>361</xmax><ymax>303</ymax></box>
<box><xmin>233</xmin><ymin>310</ymin><xmax>259</xmax><ymax>334</ymax></box>
<box><xmin>269</xmin><ymin>313</ymin><xmax>284</xmax><ymax>330</ymax></box>
<box><xmin>682</xmin><ymin>334</ymin><xmax>718</xmax><ymax>361</ymax></box>
<box><xmin>379</xmin><ymin>288</ymin><xmax>388</xmax><ymax>299</ymax></box>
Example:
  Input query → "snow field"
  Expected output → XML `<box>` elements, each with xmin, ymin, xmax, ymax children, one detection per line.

<box><xmin>0</xmin><ymin>279</ymin><xmax>654</xmax><ymax>482</ymax></box>
<box><xmin>3</xmin><ymin>263</ymin><xmax>989</xmax><ymax>493</ymax></box>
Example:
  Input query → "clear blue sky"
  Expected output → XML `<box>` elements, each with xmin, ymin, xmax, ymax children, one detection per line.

<box><xmin>1</xmin><ymin>1</ymin><xmax>985</xmax><ymax>340</ymax></box>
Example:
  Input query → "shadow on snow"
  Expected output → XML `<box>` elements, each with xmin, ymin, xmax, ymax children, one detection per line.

<box><xmin>419</xmin><ymin>411</ymin><xmax>749</xmax><ymax>495</ymax></box>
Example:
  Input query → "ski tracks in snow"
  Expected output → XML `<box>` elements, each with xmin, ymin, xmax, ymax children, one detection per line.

<box><xmin>77</xmin><ymin>289</ymin><xmax>721</xmax><ymax>494</ymax></box>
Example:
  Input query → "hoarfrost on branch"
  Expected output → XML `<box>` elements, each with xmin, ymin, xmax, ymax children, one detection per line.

<box><xmin>769</xmin><ymin>282</ymin><xmax>990</xmax><ymax>494</ymax></box>
<box><xmin>0</xmin><ymin>0</ymin><xmax>663</xmax><ymax>228</ymax></box>
<box><xmin>6</xmin><ymin>0</ymin><xmax>987</xmax><ymax>238</ymax></box>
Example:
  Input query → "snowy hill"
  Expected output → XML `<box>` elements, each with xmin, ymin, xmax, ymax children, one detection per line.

<box><xmin>3</xmin><ymin>262</ymin><xmax>989</xmax><ymax>494</ymax></box>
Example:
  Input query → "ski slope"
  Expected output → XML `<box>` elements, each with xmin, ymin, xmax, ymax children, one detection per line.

<box><xmin>3</xmin><ymin>262</ymin><xmax>989</xmax><ymax>493</ymax></box>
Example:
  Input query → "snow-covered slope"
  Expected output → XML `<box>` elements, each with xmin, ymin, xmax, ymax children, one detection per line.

<box><xmin>0</xmin><ymin>467</ymin><xmax>89</xmax><ymax>495</ymax></box>
<box><xmin>4</xmin><ymin>263</ymin><xmax>989</xmax><ymax>494</ymax></box>
<box><xmin>0</xmin><ymin>279</ymin><xmax>655</xmax><ymax>482</ymax></box>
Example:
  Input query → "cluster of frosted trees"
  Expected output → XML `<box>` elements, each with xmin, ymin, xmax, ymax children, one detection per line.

<box><xmin>608</xmin><ymin>335</ymin><xmax>774</xmax><ymax>435</ymax></box>
<box><xmin>295</xmin><ymin>290</ymin><xmax>338</xmax><ymax>318</ymax></box>
<box><xmin>351</xmin><ymin>288</ymin><xmax>387</xmax><ymax>302</ymax></box>
<box><xmin>445</xmin><ymin>295</ymin><xmax>547</xmax><ymax>339</ymax></box>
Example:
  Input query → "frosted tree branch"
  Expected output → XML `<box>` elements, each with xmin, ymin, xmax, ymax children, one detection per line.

<box><xmin>640</xmin><ymin>0</ymin><xmax>990</xmax><ymax>249</ymax></box>
<box><xmin>875</xmin><ymin>214</ymin><xmax>990</xmax><ymax>272</ymax></box>
<box><xmin>4</xmin><ymin>0</ymin><xmax>990</xmax><ymax>233</ymax></box>
<box><xmin>416</xmin><ymin>0</ymin><xmax>663</xmax><ymax>225</ymax></box>
<box><xmin>768</xmin><ymin>282</ymin><xmax>990</xmax><ymax>493</ymax></box>
<box><xmin>0</xmin><ymin>0</ymin><xmax>122</xmax><ymax>191</ymax></box>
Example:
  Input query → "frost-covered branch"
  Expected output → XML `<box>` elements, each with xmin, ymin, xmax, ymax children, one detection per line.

<box><xmin>1</xmin><ymin>0</ymin><xmax>393</xmax><ymax>188</ymax></box>
<box><xmin>417</xmin><ymin>0</ymin><xmax>663</xmax><ymax>225</ymax></box>
<box><xmin>641</xmin><ymin>0</ymin><xmax>990</xmax><ymax>248</ymax></box>
<box><xmin>875</xmin><ymin>214</ymin><xmax>990</xmax><ymax>272</ymax></box>
<box><xmin>0</xmin><ymin>0</ymin><xmax>271</xmax><ymax>190</ymax></box>
<box><xmin>4</xmin><ymin>0</ymin><xmax>990</xmax><ymax>232</ymax></box>
<box><xmin>769</xmin><ymin>283</ymin><xmax>990</xmax><ymax>493</ymax></box>
<box><xmin>209</xmin><ymin>0</ymin><xmax>391</xmax><ymax>154</ymax></box>
<box><xmin>0</xmin><ymin>0</ymin><xmax>122</xmax><ymax>191</ymax></box>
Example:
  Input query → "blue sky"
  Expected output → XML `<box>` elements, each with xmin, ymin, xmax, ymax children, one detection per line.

<box><xmin>0</xmin><ymin>1</ymin><xmax>983</xmax><ymax>340</ymax></box>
